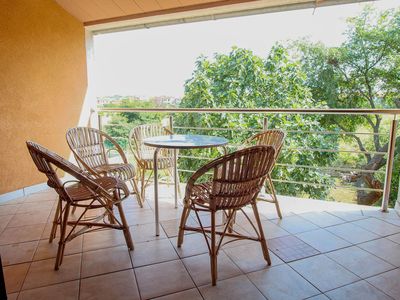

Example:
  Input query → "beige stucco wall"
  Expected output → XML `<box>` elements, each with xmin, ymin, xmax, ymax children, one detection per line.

<box><xmin>0</xmin><ymin>0</ymin><xmax>87</xmax><ymax>194</ymax></box>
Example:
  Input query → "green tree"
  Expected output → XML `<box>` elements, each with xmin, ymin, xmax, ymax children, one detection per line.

<box><xmin>177</xmin><ymin>46</ymin><xmax>339</xmax><ymax>199</ymax></box>
<box><xmin>295</xmin><ymin>7</ymin><xmax>400</xmax><ymax>205</ymax></box>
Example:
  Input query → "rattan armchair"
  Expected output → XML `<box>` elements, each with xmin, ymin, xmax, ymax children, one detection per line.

<box><xmin>245</xmin><ymin>129</ymin><xmax>286</xmax><ymax>219</ymax></box>
<box><xmin>66</xmin><ymin>127</ymin><xmax>142</xmax><ymax>207</ymax></box>
<box><xmin>177</xmin><ymin>146</ymin><xmax>276</xmax><ymax>285</ymax></box>
<box><xmin>26</xmin><ymin>141</ymin><xmax>133</xmax><ymax>270</ymax></box>
<box><xmin>129</xmin><ymin>124</ymin><xmax>180</xmax><ymax>200</ymax></box>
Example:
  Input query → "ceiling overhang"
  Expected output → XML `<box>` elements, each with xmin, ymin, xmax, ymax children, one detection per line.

<box><xmin>55</xmin><ymin>0</ymin><xmax>367</xmax><ymax>33</ymax></box>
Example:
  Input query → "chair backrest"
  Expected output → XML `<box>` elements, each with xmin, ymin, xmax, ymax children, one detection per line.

<box><xmin>247</xmin><ymin>129</ymin><xmax>285</xmax><ymax>158</ymax></box>
<box><xmin>26</xmin><ymin>141</ymin><xmax>104</xmax><ymax>202</ymax></box>
<box><xmin>129</xmin><ymin>124</ymin><xmax>171</xmax><ymax>161</ymax></box>
<box><xmin>191</xmin><ymin>146</ymin><xmax>276</xmax><ymax>210</ymax></box>
<box><xmin>66</xmin><ymin>127</ymin><xmax>117</xmax><ymax>173</ymax></box>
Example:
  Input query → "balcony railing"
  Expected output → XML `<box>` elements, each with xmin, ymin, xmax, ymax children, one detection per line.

<box><xmin>97</xmin><ymin>107</ymin><xmax>400</xmax><ymax>211</ymax></box>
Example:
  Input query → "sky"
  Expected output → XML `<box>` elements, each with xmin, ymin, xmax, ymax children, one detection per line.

<box><xmin>92</xmin><ymin>0</ymin><xmax>399</xmax><ymax>98</ymax></box>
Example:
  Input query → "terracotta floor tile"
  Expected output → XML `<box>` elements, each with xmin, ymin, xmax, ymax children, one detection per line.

<box><xmin>0</xmin><ymin>224</ymin><xmax>45</xmax><ymax>245</ymax></box>
<box><xmin>17</xmin><ymin>201</ymin><xmax>54</xmax><ymax>214</ymax></box>
<box><xmin>0</xmin><ymin>204</ymin><xmax>20</xmax><ymax>216</ymax></box>
<box><xmin>135</xmin><ymin>260</ymin><xmax>195</xmax><ymax>299</ymax></box>
<box><xmin>248</xmin><ymin>264</ymin><xmax>320</xmax><ymax>300</ymax></box>
<box><xmin>268</xmin><ymin>235</ymin><xmax>320</xmax><ymax>262</ymax></box>
<box><xmin>124</xmin><ymin>209</ymin><xmax>157</xmax><ymax>226</ymax></box>
<box><xmin>183</xmin><ymin>252</ymin><xmax>242</xmax><ymax>286</ymax></box>
<box><xmin>307</xmin><ymin>295</ymin><xmax>330</xmax><ymax>300</ymax></box>
<box><xmin>326</xmin><ymin>246</ymin><xmax>395</xmax><ymax>278</ymax></box>
<box><xmin>358</xmin><ymin>238</ymin><xmax>400</xmax><ymax>266</ymax></box>
<box><xmin>6</xmin><ymin>293</ymin><xmax>18</xmax><ymax>300</ymax></box>
<box><xmin>326</xmin><ymin>280</ymin><xmax>392</xmax><ymax>300</ymax></box>
<box><xmin>223</xmin><ymin>242</ymin><xmax>283</xmax><ymax>273</ymax></box>
<box><xmin>152</xmin><ymin>288</ymin><xmax>203</xmax><ymax>300</ymax></box>
<box><xmin>41</xmin><ymin>222</ymin><xmax>59</xmax><ymax>240</ymax></box>
<box><xmin>81</xmin><ymin>245</ymin><xmax>132</xmax><ymax>278</ymax></box>
<box><xmin>22</xmin><ymin>253</ymin><xmax>81</xmax><ymax>290</ymax></box>
<box><xmin>272</xmin><ymin>215</ymin><xmax>319</xmax><ymax>234</ymax></box>
<box><xmin>328</xmin><ymin>210</ymin><xmax>366</xmax><ymax>222</ymax></box>
<box><xmin>326</xmin><ymin>222</ymin><xmax>380</xmax><ymax>244</ymax></box>
<box><xmin>261</xmin><ymin>220</ymin><xmax>291</xmax><ymax>239</ymax></box>
<box><xmin>352</xmin><ymin>218</ymin><xmax>400</xmax><ymax>236</ymax></box>
<box><xmin>23</xmin><ymin>190</ymin><xmax>57</xmax><ymax>203</ymax></box>
<box><xmin>0</xmin><ymin>241</ymin><xmax>38</xmax><ymax>266</ymax></box>
<box><xmin>130</xmin><ymin>223</ymin><xmax>167</xmax><ymax>243</ymax></box>
<box><xmin>199</xmin><ymin>275</ymin><xmax>265</xmax><ymax>300</ymax></box>
<box><xmin>170</xmin><ymin>233</ymin><xmax>209</xmax><ymax>258</ymax></box>
<box><xmin>289</xmin><ymin>255</ymin><xmax>360</xmax><ymax>292</ymax></box>
<box><xmin>299</xmin><ymin>212</ymin><xmax>345</xmax><ymax>227</ymax></box>
<box><xmin>387</xmin><ymin>233</ymin><xmax>400</xmax><ymax>244</ymax></box>
<box><xmin>82</xmin><ymin>229</ymin><xmax>126</xmax><ymax>252</ymax></box>
<box><xmin>362</xmin><ymin>209</ymin><xmax>400</xmax><ymax>220</ymax></box>
<box><xmin>80</xmin><ymin>269</ymin><xmax>140</xmax><ymax>300</ymax></box>
<box><xmin>159</xmin><ymin>206</ymin><xmax>184</xmax><ymax>222</ymax></box>
<box><xmin>33</xmin><ymin>235</ymin><xmax>83</xmax><ymax>261</ymax></box>
<box><xmin>160</xmin><ymin>217</ymin><xmax>197</xmax><ymax>238</ymax></box>
<box><xmin>0</xmin><ymin>215</ymin><xmax>13</xmax><ymax>234</ymax></box>
<box><xmin>7</xmin><ymin>211</ymin><xmax>50</xmax><ymax>228</ymax></box>
<box><xmin>296</xmin><ymin>228</ymin><xmax>350</xmax><ymax>252</ymax></box>
<box><xmin>3</xmin><ymin>263</ymin><xmax>30</xmax><ymax>293</ymax></box>
<box><xmin>18</xmin><ymin>280</ymin><xmax>79</xmax><ymax>300</ymax></box>
<box><xmin>130</xmin><ymin>238</ymin><xmax>178</xmax><ymax>267</ymax></box>
<box><xmin>367</xmin><ymin>268</ymin><xmax>400</xmax><ymax>300</ymax></box>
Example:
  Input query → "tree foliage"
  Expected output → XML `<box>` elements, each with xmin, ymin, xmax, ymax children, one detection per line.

<box><xmin>294</xmin><ymin>7</ymin><xmax>400</xmax><ymax>205</ymax></box>
<box><xmin>177</xmin><ymin>46</ymin><xmax>338</xmax><ymax>199</ymax></box>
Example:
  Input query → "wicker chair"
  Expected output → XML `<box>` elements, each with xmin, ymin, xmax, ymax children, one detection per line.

<box><xmin>177</xmin><ymin>146</ymin><xmax>276</xmax><ymax>285</ymax></box>
<box><xmin>245</xmin><ymin>129</ymin><xmax>286</xmax><ymax>219</ymax></box>
<box><xmin>26</xmin><ymin>141</ymin><xmax>133</xmax><ymax>270</ymax></box>
<box><xmin>129</xmin><ymin>124</ymin><xmax>180</xmax><ymax>200</ymax></box>
<box><xmin>66</xmin><ymin>127</ymin><xmax>142</xmax><ymax>207</ymax></box>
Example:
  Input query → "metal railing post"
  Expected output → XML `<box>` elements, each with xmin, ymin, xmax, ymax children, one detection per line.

<box><xmin>382</xmin><ymin>118</ymin><xmax>398</xmax><ymax>212</ymax></box>
<box><xmin>263</xmin><ymin>117</ymin><xmax>268</xmax><ymax>130</ymax></box>
<box><xmin>169</xmin><ymin>114</ymin><xmax>179</xmax><ymax>208</ymax></box>
<box><xmin>169</xmin><ymin>115</ymin><xmax>174</xmax><ymax>133</ymax></box>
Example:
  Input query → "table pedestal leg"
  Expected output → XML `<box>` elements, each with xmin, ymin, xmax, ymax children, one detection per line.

<box><xmin>154</xmin><ymin>148</ymin><xmax>160</xmax><ymax>236</ymax></box>
<box><xmin>174</xmin><ymin>149</ymin><xmax>178</xmax><ymax>209</ymax></box>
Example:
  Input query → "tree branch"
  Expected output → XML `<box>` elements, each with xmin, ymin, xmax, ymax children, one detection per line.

<box><xmin>332</xmin><ymin>119</ymin><xmax>371</xmax><ymax>161</ymax></box>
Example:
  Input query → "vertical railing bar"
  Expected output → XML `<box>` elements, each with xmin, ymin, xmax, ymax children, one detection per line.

<box><xmin>97</xmin><ymin>113</ymin><xmax>102</xmax><ymax>131</ymax></box>
<box><xmin>382</xmin><ymin>118</ymin><xmax>398</xmax><ymax>212</ymax></box>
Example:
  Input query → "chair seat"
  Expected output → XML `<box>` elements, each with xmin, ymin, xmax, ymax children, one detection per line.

<box><xmin>65</xmin><ymin>177</ymin><xmax>127</xmax><ymax>202</ymax></box>
<box><xmin>94</xmin><ymin>163</ymin><xmax>136</xmax><ymax>181</ymax></box>
<box><xmin>190</xmin><ymin>182</ymin><xmax>213</xmax><ymax>207</ymax></box>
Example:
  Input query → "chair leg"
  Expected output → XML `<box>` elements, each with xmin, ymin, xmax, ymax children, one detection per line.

<box><xmin>108</xmin><ymin>193</ymin><xmax>117</xmax><ymax>224</ymax></box>
<box><xmin>177</xmin><ymin>204</ymin><xmax>191</xmax><ymax>247</ymax></box>
<box><xmin>210</xmin><ymin>211</ymin><xmax>217</xmax><ymax>286</ymax></box>
<box><xmin>251</xmin><ymin>202</ymin><xmax>271</xmax><ymax>265</ymax></box>
<box><xmin>130</xmin><ymin>178</ymin><xmax>143</xmax><ymax>208</ymax></box>
<box><xmin>55</xmin><ymin>202</ymin><xmax>70</xmax><ymax>270</ymax></box>
<box><xmin>140</xmin><ymin>168</ymin><xmax>146</xmax><ymax>203</ymax></box>
<box><xmin>267</xmin><ymin>174</ymin><xmax>282</xmax><ymax>219</ymax></box>
<box><xmin>116</xmin><ymin>202</ymin><xmax>134</xmax><ymax>250</ymax></box>
<box><xmin>49</xmin><ymin>198</ymin><xmax>61</xmax><ymax>243</ymax></box>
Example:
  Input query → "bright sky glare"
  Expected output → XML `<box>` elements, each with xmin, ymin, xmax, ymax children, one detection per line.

<box><xmin>93</xmin><ymin>0</ymin><xmax>399</xmax><ymax>98</ymax></box>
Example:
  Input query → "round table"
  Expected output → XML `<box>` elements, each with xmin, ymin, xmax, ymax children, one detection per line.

<box><xmin>144</xmin><ymin>134</ymin><xmax>228</xmax><ymax>235</ymax></box>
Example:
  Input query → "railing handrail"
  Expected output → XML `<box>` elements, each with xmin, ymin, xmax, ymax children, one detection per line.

<box><xmin>98</xmin><ymin>107</ymin><xmax>400</xmax><ymax>116</ymax></box>
<box><xmin>97</xmin><ymin>106</ymin><xmax>399</xmax><ymax>211</ymax></box>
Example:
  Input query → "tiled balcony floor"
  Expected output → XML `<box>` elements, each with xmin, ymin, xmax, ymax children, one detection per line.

<box><xmin>1</xmin><ymin>186</ymin><xmax>400</xmax><ymax>300</ymax></box>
